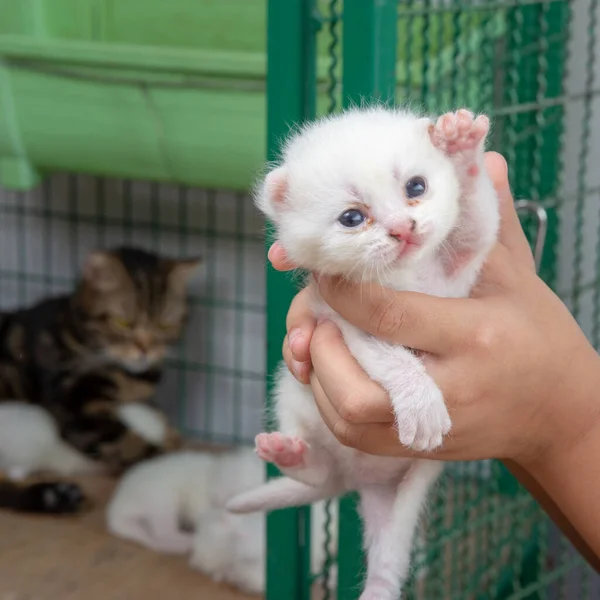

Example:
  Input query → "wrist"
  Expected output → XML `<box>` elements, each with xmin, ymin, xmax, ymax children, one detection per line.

<box><xmin>519</xmin><ymin>354</ymin><xmax>600</xmax><ymax>562</ymax></box>
<box><xmin>522</xmin><ymin>347</ymin><xmax>600</xmax><ymax>475</ymax></box>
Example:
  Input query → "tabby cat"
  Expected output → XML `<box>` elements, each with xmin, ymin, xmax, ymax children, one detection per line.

<box><xmin>0</xmin><ymin>246</ymin><xmax>200</xmax><ymax>514</ymax></box>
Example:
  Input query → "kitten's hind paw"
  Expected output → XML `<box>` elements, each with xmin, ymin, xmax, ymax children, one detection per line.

<box><xmin>255</xmin><ymin>432</ymin><xmax>307</xmax><ymax>468</ymax></box>
<box><xmin>430</xmin><ymin>109</ymin><xmax>489</xmax><ymax>156</ymax></box>
<box><xmin>21</xmin><ymin>482</ymin><xmax>86</xmax><ymax>514</ymax></box>
<box><xmin>392</xmin><ymin>386</ymin><xmax>451</xmax><ymax>452</ymax></box>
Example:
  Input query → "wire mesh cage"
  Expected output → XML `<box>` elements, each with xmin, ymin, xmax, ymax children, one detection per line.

<box><xmin>0</xmin><ymin>177</ymin><xmax>267</xmax><ymax>445</ymax></box>
<box><xmin>266</xmin><ymin>0</ymin><xmax>600</xmax><ymax>599</ymax></box>
<box><xmin>0</xmin><ymin>0</ymin><xmax>599</xmax><ymax>599</ymax></box>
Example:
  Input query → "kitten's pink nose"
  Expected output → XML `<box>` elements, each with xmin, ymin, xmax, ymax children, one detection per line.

<box><xmin>388</xmin><ymin>219</ymin><xmax>416</xmax><ymax>241</ymax></box>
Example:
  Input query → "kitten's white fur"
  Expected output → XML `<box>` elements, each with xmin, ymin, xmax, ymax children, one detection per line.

<box><xmin>106</xmin><ymin>448</ymin><xmax>338</xmax><ymax>596</ymax></box>
<box><xmin>228</xmin><ymin>107</ymin><xmax>499</xmax><ymax>599</ymax></box>
<box><xmin>0</xmin><ymin>402</ymin><xmax>102</xmax><ymax>478</ymax></box>
<box><xmin>0</xmin><ymin>401</ymin><xmax>173</xmax><ymax>479</ymax></box>
<box><xmin>116</xmin><ymin>404</ymin><xmax>168</xmax><ymax>445</ymax></box>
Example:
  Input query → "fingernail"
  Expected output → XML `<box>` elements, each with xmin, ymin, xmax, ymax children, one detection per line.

<box><xmin>267</xmin><ymin>244</ymin><xmax>277</xmax><ymax>263</ymax></box>
<box><xmin>288</xmin><ymin>328</ymin><xmax>303</xmax><ymax>354</ymax></box>
<box><xmin>291</xmin><ymin>359</ymin><xmax>307</xmax><ymax>381</ymax></box>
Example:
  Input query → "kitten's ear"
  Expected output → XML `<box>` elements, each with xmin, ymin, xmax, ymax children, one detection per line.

<box><xmin>81</xmin><ymin>251</ymin><xmax>126</xmax><ymax>292</ymax></box>
<box><xmin>167</xmin><ymin>257</ymin><xmax>202</xmax><ymax>290</ymax></box>
<box><xmin>256</xmin><ymin>167</ymin><xmax>288</xmax><ymax>221</ymax></box>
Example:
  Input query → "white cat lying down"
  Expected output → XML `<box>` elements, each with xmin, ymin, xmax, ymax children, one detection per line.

<box><xmin>0</xmin><ymin>401</ymin><xmax>173</xmax><ymax>479</ymax></box>
<box><xmin>106</xmin><ymin>447</ymin><xmax>338</xmax><ymax>596</ymax></box>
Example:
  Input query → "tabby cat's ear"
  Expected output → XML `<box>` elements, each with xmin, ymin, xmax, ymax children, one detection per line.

<box><xmin>168</xmin><ymin>257</ymin><xmax>202</xmax><ymax>290</ymax></box>
<box><xmin>82</xmin><ymin>250</ymin><xmax>127</xmax><ymax>292</ymax></box>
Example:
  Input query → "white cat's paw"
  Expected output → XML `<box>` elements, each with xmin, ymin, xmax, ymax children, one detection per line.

<box><xmin>392</xmin><ymin>385</ymin><xmax>451</xmax><ymax>452</ymax></box>
<box><xmin>430</xmin><ymin>109</ymin><xmax>489</xmax><ymax>155</ymax></box>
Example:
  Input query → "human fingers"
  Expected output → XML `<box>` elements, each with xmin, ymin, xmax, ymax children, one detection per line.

<box><xmin>267</xmin><ymin>242</ymin><xmax>297</xmax><ymax>271</ymax></box>
<box><xmin>317</xmin><ymin>278</ymin><xmax>477</xmax><ymax>353</ymax></box>
<box><xmin>282</xmin><ymin>334</ymin><xmax>311</xmax><ymax>384</ymax></box>
<box><xmin>309</xmin><ymin>370</ymin><xmax>413</xmax><ymax>457</ymax></box>
<box><xmin>284</xmin><ymin>286</ymin><xmax>316</xmax><ymax>365</ymax></box>
<box><xmin>308</xmin><ymin>335</ymin><xmax>482</xmax><ymax>460</ymax></box>
<box><xmin>310</xmin><ymin>320</ymin><xmax>393</xmax><ymax>424</ymax></box>
<box><xmin>484</xmin><ymin>152</ymin><xmax>535</xmax><ymax>270</ymax></box>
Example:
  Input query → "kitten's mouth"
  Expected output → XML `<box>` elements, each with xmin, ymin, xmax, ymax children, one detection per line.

<box><xmin>395</xmin><ymin>238</ymin><xmax>422</xmax><ymax>259</ymax></box>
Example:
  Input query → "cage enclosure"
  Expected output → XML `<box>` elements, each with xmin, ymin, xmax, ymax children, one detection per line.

<box><xmin>0</xmin><ymin>0</ymin><xmax>599</xmax><ymax>599</ymax></box>
<box><xmin>265</xmin><ymin>1</ymin><xmax>600</xmax><ymax>600</ymax></box>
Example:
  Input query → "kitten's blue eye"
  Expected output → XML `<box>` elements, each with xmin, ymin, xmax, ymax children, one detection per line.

<box><xmin>338</xmin><ymin>209</ymin><xmax>366</xmax><ymax>228</ymax></box>
<box><xmin>405</xmin><ymin>177</ymin><xmax>427</xmax><ymax>198</ymax></box>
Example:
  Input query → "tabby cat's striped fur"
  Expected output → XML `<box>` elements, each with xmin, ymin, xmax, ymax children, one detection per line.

<box><xmin>0</xmin><ymin>246</ymin><xmax>200</xmax><ymax>513</ymax></box>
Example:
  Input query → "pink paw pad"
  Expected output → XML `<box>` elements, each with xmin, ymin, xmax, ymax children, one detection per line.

<box><xmin>255</xmin><ymin>432</ymin><xmax>307</xmax><ymax>468</ymax></box>
<box><xmin>467</xmin><ymin>164</ymin><xmax>479</xmax><ymax>177</ymax></box>
<box><xmin>430</xmin><ymin>109</ymin><xmax>489</xmax><ymax>155</ymax></box>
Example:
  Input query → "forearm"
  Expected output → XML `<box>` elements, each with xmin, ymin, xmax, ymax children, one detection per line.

<box><xmin>504</xmin><ymin>460</ymin><xmax>600</xmax><ymax>572</ymax></box>
<box><xmin>524</xmin><ymin>433</ymin><xmax>600</xmax><ymax>568</ymax></box>
<box><xmin>512</xmin><ymin>357</ymin><xmax>600</xmax><ymax>570</ymax></box>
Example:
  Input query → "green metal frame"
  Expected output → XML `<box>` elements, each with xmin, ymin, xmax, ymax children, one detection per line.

<box><xmin>265</xmin><ymin>1</ymin><xmax>317</xmax><ymax>598</ymax></box>
<box><xmin>264</xmin><ymin>1</ymin><xmax>594</xmax><ymax>599</ymax></box>
<box><xmin>342</xmin><ymin>0</ymin><xmax>398</xmax><ymax>107</ymax></box>
<box><xmin>336</xmin><ymin>3</ymin><xmax>399</xmax><ymax>598</ymax></box>
<box><xmin>1</xmin><ymin>0</ymin><xmax>597</xmax><ymax>597</ymax></box>
<box><xmin>264</xmin><ymin>2</ymin><xmax>401</xmax><ymax>597</ymax></box>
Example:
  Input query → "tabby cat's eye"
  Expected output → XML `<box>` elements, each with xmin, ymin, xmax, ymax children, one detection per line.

<box><xmin>112</xmin><ymin>317</ymin><xmax>132</xmax><ymax>329</ymax></box>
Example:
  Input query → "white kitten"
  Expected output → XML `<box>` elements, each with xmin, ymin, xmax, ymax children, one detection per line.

<box><xmin>0</xmin><ymin>401</ymin><xmax>173</xmax><ymax>480</ymax></box>
<box><xmin>107</xmin><ymin>447</ymin><xmax>338</xmax><ymax>596</ymax></box>
<box><xmin>0</xmin><ymin>402</ymin><xmax>102</xmax><ymax>479</ymax></box>
<box><xmin>227</xmin><ymin>108</ymin><xmax>499</xmax><ymax>599</ymax></box>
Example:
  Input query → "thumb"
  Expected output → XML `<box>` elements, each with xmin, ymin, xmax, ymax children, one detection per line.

<box><xmin>484</xmin><ymin>152</ymin><xmax>535</xmax><ymax>269</ymax></box>
<box><xmin>318</xmin><ymin>276</ymin><xmax>475</xmax><ymax>353</ymax></box>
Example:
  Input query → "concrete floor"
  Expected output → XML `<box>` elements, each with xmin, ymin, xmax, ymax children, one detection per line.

<box><xmin>0</xmin><ymin>476</ymin><xmax>256</xmax><ymax>600</ymax></box>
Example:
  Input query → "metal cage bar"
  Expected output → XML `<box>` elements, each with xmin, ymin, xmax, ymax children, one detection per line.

<box><xmin>265</xmin><ymin>1</ymin><xmax>318</xmax><ymax>598</ymax></box>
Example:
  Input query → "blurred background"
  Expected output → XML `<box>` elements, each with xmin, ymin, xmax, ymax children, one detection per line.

<box><xmin>0</xmin><ymin>1</ymin><xmax>599</xmax><ymax>599</ymax></box>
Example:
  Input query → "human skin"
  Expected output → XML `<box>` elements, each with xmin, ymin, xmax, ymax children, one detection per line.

<box><xmin>267</xmin><ymin>152</ymin><xmax>600</xmax><ymax>569</ymax></box>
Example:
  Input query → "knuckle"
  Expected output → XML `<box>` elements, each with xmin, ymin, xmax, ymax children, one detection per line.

<box><xmin>368</xmin><ymin>298</ymin><xmax>407</xmax><ymax>339</ymax></box>
<box><xmin>310</xmin><ymin>321</ymin><xmax>338</xmax><ymax>355</ymax></box>
<box><xmin>337</xmin><ymin>391</ymin><xmax>367</xmax><ymax>424</ymax></box>
<box><xmin>286</xmin><ymin>287</ymin><xmax>313</xmax><ymax>331</ymax></box>
<box><xmin>332</xmin><ymin>419</ymin><xmax>360</xmax><ymax>448</ymax></box>
<box><xmin>472</xmin><ymin>321</ymin><xmax>502</xmax><ymax>352</ymax></box>
<box><xmin>310</xmin><ymin>326</ymin><xmax>327</xmax><ymax>352</ymax></box>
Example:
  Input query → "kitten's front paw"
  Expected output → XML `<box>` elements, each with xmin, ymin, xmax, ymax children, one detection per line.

<box><xmin>255</xmin><ymin>432</ymin><xmax>307</xmax><ymax>468</ymax></box>
<box><xmin>430</xmin><ymin>109</ymin><xmax>489</xmax><ymax>156</ymax></box>
<box><xmin>392</xmin><ymin>385</ymin><xmax>451</xmax><ymax>452</ymax></box>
